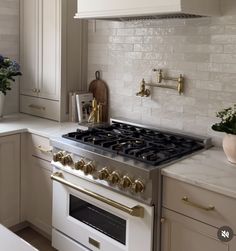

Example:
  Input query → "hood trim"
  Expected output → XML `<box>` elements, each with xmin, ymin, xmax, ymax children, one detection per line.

<box><xmin>103</xmin><ymin>13</ymin><xmax>205</xmax><ymax>21</ymax></box>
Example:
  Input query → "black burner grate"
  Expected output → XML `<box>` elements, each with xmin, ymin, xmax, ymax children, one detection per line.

<box><xmin>63</xmin><ymin>122</ymin><xmax>204</xmax><ymax>166</ymax></box>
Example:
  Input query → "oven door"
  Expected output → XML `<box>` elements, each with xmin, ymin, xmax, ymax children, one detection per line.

<box><xmin>52</xmin><ymin>171</ymin><xmax>154</xmax><ymax>251</ymax></box>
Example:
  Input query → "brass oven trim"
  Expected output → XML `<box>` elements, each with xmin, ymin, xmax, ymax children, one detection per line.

<box><xmin>51</xmin><ymin>172</ymin><xmax>144</xmax><ymax>218</ymax></box>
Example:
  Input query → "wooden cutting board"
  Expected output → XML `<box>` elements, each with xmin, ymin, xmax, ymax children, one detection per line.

<box><xmin>89</xmin><ymin>71</ymin><xmax>108</xmax><ymax>122</ymax></box>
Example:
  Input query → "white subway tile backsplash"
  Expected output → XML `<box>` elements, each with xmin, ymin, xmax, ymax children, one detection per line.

<box><xmin>0</xmin><ymin>0</ymin><xmax>19</xmax><ymax>115</ymax></box>
<box><xmin>88</xmin><ymin>17</ymin><xmax>236</xmax><ymax>145</ymax></box>
<box><xmin>117</xmin><ymin>28</ymin><xmax>134</xmax><ymax>36</ymax></box>
<box><xmin>212</xmin><ymin>34</ymin><xmax>236</xmax><ymax>44</ymax></box>
<box><xmin>196</xmin><ymin>80</ymin><xmax>222</xmax><ymax>91</ymax></box>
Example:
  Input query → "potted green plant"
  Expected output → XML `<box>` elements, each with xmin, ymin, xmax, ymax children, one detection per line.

<box><xmin>0</xmin><ymin>55</ymin><xmax>22</xmax><ymax>117</ymax></box>
<box><xmin>212</xmin><ymin>104</ymin><xmax>236</xmax><ymax>164</ymax></box>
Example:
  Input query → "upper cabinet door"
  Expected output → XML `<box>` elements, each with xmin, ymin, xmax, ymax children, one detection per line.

<box><xmin>75</xmin><ymin>0</ymin><xmax>220</xmax><ymax>19</ymax></box>
<box><xmin>20</xmin><ymin>0</ymin><xmax>60</xmax><ymax>101</ymax></box>
<box><xmin>20</xmin><ymin>0</ymin><xmax>39</xmax><ymax>97</ymax></box>
<box><xmin>39</xmin><ymin>0</ymin><xmax>60</xmax><ymax>101</ymax></box>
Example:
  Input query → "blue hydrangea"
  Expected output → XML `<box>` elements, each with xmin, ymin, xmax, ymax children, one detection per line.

<box><xmin>0</xmin><ymin>55</ymin><xmax>22</xmax><ymax>95</ymax></box>
<box><xmin>0</xmin><ymin>55</ymin><xmax>4</xmax><ymax>64</ymax></box>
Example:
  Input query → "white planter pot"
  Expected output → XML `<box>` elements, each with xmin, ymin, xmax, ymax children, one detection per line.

<box><xmin>0</xmin><ymin>92</ymin><xmax>5</xmax><ymax>118</ymax></box>
<box><xmin>223</xmin><ymin>134</ymin><xmax>236</xmax><ymax>164</ymax></box>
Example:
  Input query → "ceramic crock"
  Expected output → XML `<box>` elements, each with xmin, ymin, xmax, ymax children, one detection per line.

<box><xmin>0</xmin><ymin>92</ymin><xmax>5</xmax><ymax>118</ymax></box>
<box><xmin>223</xmin><ymin>134</ymin><xmax>236</xmax><ymax>164</ymax></box>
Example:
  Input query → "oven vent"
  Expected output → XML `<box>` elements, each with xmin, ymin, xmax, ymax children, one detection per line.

<box><xmin>118</xmin><ymin>13</ymin><xmax>205</xmax><ymax>21</ymax></box>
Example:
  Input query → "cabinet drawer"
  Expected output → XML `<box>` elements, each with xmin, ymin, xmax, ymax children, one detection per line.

<box><xmin>20</xmin><ymin>95</ymin><xmax>60</xmax><ymax>121</ymax></box>
<box><xmin>163</xmin><ymin>176</ymin><xmax>236</xmax><ymax>232</ymax></box>
<box><xmin>29</xmin><ymin>134</ymin><xmax>52</xmax><ymax>162</ymax></box>
<box><xmin>52</xmin><ymin>229</ymin><xmax>89</xmax><ymax>251</ymax></box>
<box><xmin>161</xmin><ymin>208</ymin><xmax>236</xmax><ymax>251</ymax></box>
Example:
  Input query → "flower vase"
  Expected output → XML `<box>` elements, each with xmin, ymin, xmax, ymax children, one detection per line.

<box><xmin>223</xmin><ymin>134</ymin><xmax>236</xmax><ymax>164</ymax></box>
<box><xmin>0</xmin><ymin>92</ymin><xmax>5</xmax><ymax>118</ymax></box>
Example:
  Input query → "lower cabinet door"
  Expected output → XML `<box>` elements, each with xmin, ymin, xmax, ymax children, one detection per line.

<box><xmin>0</xmin><ymin>134</ymin><xmax>20</xmax><ymax>227</ymax></box>
<box><xmin>161</xmin><ymin>208</ymin><xmax>236</xmax><ymax>251</ymax></box>
<box><xmin>28</xmin><ymin>157</ymin><xmax>52</xmax><ymax>236</ymax></box>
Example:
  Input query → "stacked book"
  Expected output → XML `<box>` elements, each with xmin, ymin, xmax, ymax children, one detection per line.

<box><xmin>68</xmin><ymin>91</ymin><xmax>93</xmax><ymax>123</ymax></box>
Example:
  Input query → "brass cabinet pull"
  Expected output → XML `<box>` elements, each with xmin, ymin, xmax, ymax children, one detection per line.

<box><xmin>29</xmin><ymin>104</ymin><xmax>46</xmax><ymax>110</ymax></box>
<box><xmin>36</xmin><ymin>145</ymin><xmax>52</xmax><ymax>154</ymax></box>
<box><xmin>182</xmin><ymin>196</ymin><xmax>215</xmax><ymax>211</ymax></box>
<box><xmin>51</xmin><ymin>172</ymin><xmax>144</xmax><ymax>218</ymax></box>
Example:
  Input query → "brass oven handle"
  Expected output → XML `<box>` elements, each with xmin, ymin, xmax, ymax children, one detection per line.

<box><xmin>36</xmin><ymin>145</ymin><xmax>53</xmax><ymax>154</ymax></box>
<box><xmin>182</xmin><ymin>196</ymin><xmax>215</xmax><ymax>211</ymax></box>
<box><xmin>51</xmin><ymin>172</ymin><xmax>144</xmax><ymax>218</ymax></box>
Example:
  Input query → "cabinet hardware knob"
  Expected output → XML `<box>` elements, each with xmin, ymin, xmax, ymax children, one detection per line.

<box><xmin>160</xmin><ymin>218</ymin><xmax>165</xmax><ymax>224</ymax></box>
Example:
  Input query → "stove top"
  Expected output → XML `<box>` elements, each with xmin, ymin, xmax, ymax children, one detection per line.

<box><xmin>62</xmin><ymin>121</ymin><xmax>207</xmax><ymax>166</ymax></box>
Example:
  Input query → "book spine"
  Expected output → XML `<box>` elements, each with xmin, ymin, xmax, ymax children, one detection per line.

<box><xmin>71</xmin><ymin>93</ymin><xmax>78</xmax><ymax>122</ymax></box>
<box><xmin>76</xmin><ymin>94</ymin><xmax>82</xmax><ymax>122</ymax></box>
<box><xmin>68</xmin><ymin>92</ymin><xmax>73</xmax><ymax>122</ymax></box>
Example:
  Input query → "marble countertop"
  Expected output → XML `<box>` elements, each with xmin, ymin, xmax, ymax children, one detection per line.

<box><xmin>0</xmin><ymin>113</ymin><xmax>86</xmax><ymax>138</ymax></box>
<box><xmin>0</xmin><ymin>224</ymin><xmax>38</xmax><ymax>251</ymax></box>
<box><xmin>162</xmin><ymin>147</ymin><xmax>236</xmax><ymax>199</ymax></box>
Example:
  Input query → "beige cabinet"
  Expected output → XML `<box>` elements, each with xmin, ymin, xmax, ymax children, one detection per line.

<box><xmin>20</xmin><ymin>0</ymin><xmax>59</xmax><ymax>100</ymax></box>
<box><xmin>20</xmin><ymin>0</ymin><xmax>87</xmax><ymax>121</ymax></box>
<box><xmin>28</xmin><ymin>157</ymin><xmax>53</xmax><ymax>236</ymax></box>
<box><xmin>161</xmin><ymin>176</ymin><xmax>236</xmax><ymax>251</ymax></box>
<box><xmin>162</xmin><ymin>208</ymin><xmax>236</xmax><ymax>251</ymax></box>
<box><xmin>0</xmin><ymin>134</ymin><xmax>20</xmax><ymax>228</ymax></box>
<box><xmin>21</xmin><ymin>133</ymin><xmax>53</xmax><ymax>237</ymax></box>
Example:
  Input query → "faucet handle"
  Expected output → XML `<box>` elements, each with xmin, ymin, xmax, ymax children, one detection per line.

<box><xmin>153</xmin><ymin>69</ymin><xmax>162</xmax><ymax>73</ymax></box>
<box><xmin>153</xmin><ymin>69</ymin><xmax>163</xmax><ymax>83</ymax></box>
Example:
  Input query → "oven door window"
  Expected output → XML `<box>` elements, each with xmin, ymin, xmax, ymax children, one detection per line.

<box><xmin>69</xmin><ymin>194</ymin><xmax>126</xmax><ymax>245</ymax></box>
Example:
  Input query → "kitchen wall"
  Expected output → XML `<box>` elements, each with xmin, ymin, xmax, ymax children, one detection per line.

<box><xmin>0</xmin><ymin>0</ymin><xmax>19</xmax><ymax>115</ymax></box>
<box><xmin>87</xmin><ymin>14</ymin><xmax>236</xmax><ymax>145</ymax></box>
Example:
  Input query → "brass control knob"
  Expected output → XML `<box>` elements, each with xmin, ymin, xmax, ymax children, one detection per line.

<box><xmin>108</xmin><ymin>171</ymin><xmax>120</xmax><ymax>184</ymax></box>
<box><xmin>74</xmin><ymin>159</ymin><xmax>85</xmax><ymax>170</ymax></box>
<box><xmin>132</xmin><ymin>179</ymin><xmax>145</xmax><ymax>193</ymax></box>
<box><xmin>60</xmin><ymin>154</ymin><xmax>73</xmax><ymax>166</ymax></box>
<box><xmin>53</xmin><ymin>151</ymin><xmax>64</xmax><ymax>162</ymax></box>
<box><xmin>98</xmin><ymin>168</ymin><xmax>110</xmax><ymax>180</ymax></box>
<box><xmin>83</xmin><ymin>161</ymin><xmax>95</xmax><ymax>175</ymax></box>
<box><xmin>120</xmin><ymin>176</ymin><xmax>132</xmax><ymax>189</ymax></box>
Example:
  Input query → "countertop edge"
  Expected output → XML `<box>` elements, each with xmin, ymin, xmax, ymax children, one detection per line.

<box><xmin>161</xmin><ymin>169</ymin><xmax>236</xmax><ymax>199</ymax></box>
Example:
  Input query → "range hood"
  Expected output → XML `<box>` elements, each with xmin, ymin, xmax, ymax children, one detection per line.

<box><xmin>75</xmin><ymin>0</ymin><xmax>220</xmax><ymax>20</ymax></box>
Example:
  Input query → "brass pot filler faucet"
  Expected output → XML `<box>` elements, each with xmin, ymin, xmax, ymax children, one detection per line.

<box><xmin>136</xmin><ymin>69</ymin><xmax>184</xmax><ymax>97</ymax></box>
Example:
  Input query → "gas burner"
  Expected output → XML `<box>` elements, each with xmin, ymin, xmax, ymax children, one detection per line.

<box><xmin>63</xmin><ymin>121</ymin><xmax>206</xmax><ymax>166</ymax></box>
